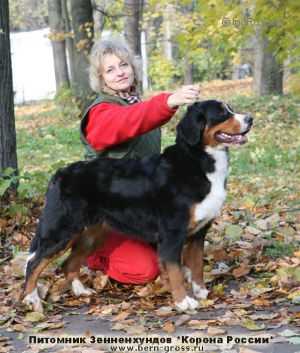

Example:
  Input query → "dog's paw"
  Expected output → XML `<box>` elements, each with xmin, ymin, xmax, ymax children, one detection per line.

<box><xmin>175</xmin><ymin>295</ymin><xmax>199</xmax><ymax>312</ymax></box>
<box><xmin>71</xmin><ymin>278</ymin><xmax>95</xmax><ymax>297</ymax></box>
<box><xmin>23</xmin><ymin>288</ymin><xmax>44</xmax><ymax>313</ymax></box>
<box><xmin>192</xmin><ymin>282</ymin><xmax>209</xmax><ymax>299</ymax></box>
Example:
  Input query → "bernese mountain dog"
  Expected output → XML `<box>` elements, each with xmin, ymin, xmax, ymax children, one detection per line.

<box><xmin>23</xmin><ymin>100</ymin><xmax>253</xmax><ymax>313</ymax></box>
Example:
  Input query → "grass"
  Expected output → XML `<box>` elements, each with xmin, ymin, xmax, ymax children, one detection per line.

<box><xmin>226</xmin><ymin>94</ymin><xmax>300</xmax><ymax>210</ymax></box>
<box><xmin>264</xmin><ymin>241</ymin><xmax>297</xmax><ymax>259</ymax></box>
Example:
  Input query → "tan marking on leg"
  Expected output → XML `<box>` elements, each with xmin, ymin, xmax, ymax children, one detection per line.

<box><xmin>183</xmin><ymin>237</ymin><xmax>208</xmax><ymax>299</ymax></box>
<box><xmin>165</xmin><ymin>262</ymin><xmax>199</xmax><ymax>311</ymax></box>
<box><xmin>159</xmin><ymin>261</ymin><xmax>170</xmax><ymax>292</ymax></box>
<box><xmin>24</xmin><ymin>258</ymin><xmax>53</xmax><ymax>296</ymax></box>
<box><xmin>165</xmin><ymin>262</ymin><xmax>187</xmax><ymax>304</ymax></box>
<box><xmin>62</xmin><ymin>223</ymin><xmax>112</xmax><ymax>282</ymax></box>
<box><xmin>183</xmin><ymin>238</ymin><xmax>204</xmax><ymax>285</ymax></box>
<box><xmin>24</xmin><ymin>240</ymin><xmax>73</xmax><ymax>296</ymax></box>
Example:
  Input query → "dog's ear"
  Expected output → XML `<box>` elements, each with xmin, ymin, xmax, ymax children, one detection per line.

<box><xmin>176</xmin><ymin>103</ymin><xmax>206</xmax><ymax>146</ymax></box>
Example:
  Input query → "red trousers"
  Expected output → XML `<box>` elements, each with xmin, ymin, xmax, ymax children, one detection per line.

<box><xmin>86</xmin><ymin>231</ymin><xmax>160</xmax><ymax>284</ymax></box>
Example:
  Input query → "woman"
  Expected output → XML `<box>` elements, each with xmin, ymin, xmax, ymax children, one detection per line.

<box><xmin>80</xmin><ymin>37</ymin><xmax>200</xmax><ymax>285</ymax></box>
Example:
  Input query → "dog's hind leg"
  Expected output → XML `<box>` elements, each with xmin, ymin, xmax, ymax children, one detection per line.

<box><xmin>23</xmin><ymin>238</ymin><xmax>73</xmax><ymax>313</ymax></box>
<box><xmin>61</xmin><ymin>223</ymin><xmax>110</xmax><ymax>297</ymax></box>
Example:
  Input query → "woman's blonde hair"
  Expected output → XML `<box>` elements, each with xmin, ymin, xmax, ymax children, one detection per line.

<box><xmin>89</xmin><ymin>36</ymin><xmax>140</xmax><ymax>95</ymax></box>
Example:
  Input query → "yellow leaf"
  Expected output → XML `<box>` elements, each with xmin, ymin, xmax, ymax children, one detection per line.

<box><xmin>24</xmin><ymin>312</ymin><xmax>45</xmax><ymax>322</ymax></box>
<box><xmin>200</xmin><ymin>299</ymin><xmax>215</xmax><ymax>308</ymax></box>
<box><xmin>163</xmin><ymin>321</ymin><xmax>176</xmax><ymax>333</ymax></box>
<box><xmin>111</xmin><ymin>311</ymin><xmax>130</xmax><ymax>322</ymax></box>
<box><xmin>241</xmin><ymin>319</ymin><xmax>265</xmax><ymax>331</ymax></box>
<box><xmin>294</xmin><ymin>250</ymin><xmax>300</xmax><ymax>258</ymax></box>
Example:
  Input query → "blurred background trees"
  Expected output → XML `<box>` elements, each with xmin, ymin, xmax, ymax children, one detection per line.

<box><xmin>2</xmin><ymin>0</ymin><xmax>300</xmax><ymax>180</ymax></box>
<box><xmin>8</xmin><ymin>0</ymin><xmax>300</xmax><ymax>98</ymax></box>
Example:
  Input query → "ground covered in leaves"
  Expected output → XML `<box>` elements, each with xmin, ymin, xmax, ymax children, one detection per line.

<box><xmin>0</xmin><ymin>80</ymin><xmax>300</xmax><ymax>352</ymax></box>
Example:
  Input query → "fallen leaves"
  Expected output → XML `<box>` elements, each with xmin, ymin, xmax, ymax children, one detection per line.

<box><xmin>155</xmin><ymin>306</ymin><xmax>174</xmax><ymax>317</ymax></box>
<box><xmin>240</xmin><ymin>319</ymin><xmax>265</xmax><ymax>331</ymax></box>
<box><xmin>0</xmin><ymin>335</ymin><xmax>12</xmax><ymax>353</ymax></box>
<box><xmin>187</xmin><ymin>319</ymin><xmax>208</xmax><ymax>330</ymax></box>
<box><xmin>279</xmin><ymin>329</ymin><xmax>300</xmax><ymax>345</ymax></box>
<box><xmin>162</xmin><ymin>320</ymin><xmax>176</xmax><ymax>333</ymax></box>
<box><xmin>232</xmin><ymin>262</ymin><xmax>252</xmax><ymax>278</ymax></box>
<box><xmin>207</xmin><ymin>326</ymin><xmax>227</xmax><ymax>335</ymax></box>
<box><xmin>0</xmin><ymin>110</ymin><xmax>300</xmax><ymax>350</ymax></box>
<box><xmin>24</xmin><ymin>312</ymin><xmax>45</xmax><ymax>323</ymax></box>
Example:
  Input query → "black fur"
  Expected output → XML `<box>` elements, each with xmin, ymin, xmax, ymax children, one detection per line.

<box><xmin>26</xmin><ymin>100</ymin><xmax>243</xmax><ymax>280</ymax></box>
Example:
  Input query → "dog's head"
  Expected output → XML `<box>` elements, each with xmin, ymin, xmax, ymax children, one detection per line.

<box><xmin>176</xmin><ymin>100</ymin><xmax>253</xmax><ymax>148</ymax></box>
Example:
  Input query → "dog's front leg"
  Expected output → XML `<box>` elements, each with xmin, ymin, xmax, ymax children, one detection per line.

<box><xmin>159</xmin><ymin>214</ymin><xmax>199</xmax><ymax>311</ymax></box>
<box><xmin>182</xmin><ymin>225</ymin><xmax>210</xmax><ymax>299</ymax></box>
<box><xmin>164</xmin><ymin>261</ymin><xmax>199</xmax><ymax>312</ymax></box>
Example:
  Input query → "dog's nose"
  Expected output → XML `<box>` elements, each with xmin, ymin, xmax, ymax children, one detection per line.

<box><xmin>245</xmin><ymin>114</ymin><xmax>253</xmax><ymax>126</ymax></box>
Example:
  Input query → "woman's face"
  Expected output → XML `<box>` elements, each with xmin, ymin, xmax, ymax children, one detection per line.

<box><xmin>101</xmin><ymin>53</ymin><xmax>134</xmax><ymax>92</ymax></box>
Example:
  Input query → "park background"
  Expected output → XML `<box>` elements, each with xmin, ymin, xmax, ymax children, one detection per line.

<box><xmin>0</xmin><ymin>1</ymin><xmax>300</xmax><ymax>352</ymax></box>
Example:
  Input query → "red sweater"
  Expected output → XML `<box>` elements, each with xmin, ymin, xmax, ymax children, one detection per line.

<box><xmin>85</xmin><ymin>93</ymin><xmax>177</xmax><ymax>151</ymax></box>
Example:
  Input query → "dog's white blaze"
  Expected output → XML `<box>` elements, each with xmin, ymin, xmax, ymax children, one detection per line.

<box><xmin>175</xmin><ymin>295</ymin><xmax>199</xmax><ymax>312</ymax></box>
<box><xmin>192</xmin><ymin>282</ymin><xmax>209</xmax><ymax>299</ymax></box>
<box><xmin>193</xmin><ymin>147</ymin><xmax>228</xmax><ymax>231</ymax></box>
<box><xmin>23</xmin><ymin>288</ymin><xmax>43</xmax><ymax>313</ymax></box>
<box><xmin>24</xmin><ymin>251</ymin><xmax>36</xmax><ymax>275</ymax></box>
<box><xmin>71</xmin><ymin>278</ymin><xmax>94</xmax><ymax>297</ymax></box>
<box><xmin>234</xmin><ymin>113</ymin><xmax>248</xmax><ymax>132</ymax></box>
<box><xmin>223</xmin><ymin>102</ymin><xmax>249</xmax><ymax>133</ymax></box>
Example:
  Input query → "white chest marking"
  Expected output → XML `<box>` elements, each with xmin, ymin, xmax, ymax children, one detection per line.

<box><xmin>193</xmin><ymin>147</ymin><xmax>228</xmax><ymax>230</ymax></box>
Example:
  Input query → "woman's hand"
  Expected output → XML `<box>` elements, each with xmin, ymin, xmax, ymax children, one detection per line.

<box><xmin>167</xmin><ymin>84</ymin><xmax>201</xmax><ymax>109</ymax></box>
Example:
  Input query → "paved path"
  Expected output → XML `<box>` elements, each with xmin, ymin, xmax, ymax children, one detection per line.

<box><xmin>1</xmin><ymin>306</ymin><xmax>300</xmax><ymax>353</ymax></box>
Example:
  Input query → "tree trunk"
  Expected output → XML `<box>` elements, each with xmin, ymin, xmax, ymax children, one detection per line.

<box><xmin>124</xmin><ymin>0</ymin><xmax>143</xmax><ymax>92</ymax></box>
<box><xmin>92</xmin><ymin>0</ymin><xmax>106</xmax><ymax>37</ymax></box>
<box><xmin>61</xmin><ymin>0</ymin><xmax>76</xmax><ymax>82</ymax></box>
<box><xmin>184</xmin><ymin>57</ymin><xmax>194</xmax><ymax>85</ymax></box>
<box><xmin>141</xmin><ymin>31</ymin><xmax>148</xmax><ymax>91</ymax></box>
<box><xmin>48</xmin><ymin>0</ymin><xmax>70</xmax><ymax>91</ymax></box>
<box><xmin>181</xmin><ymin>2</ymin><xmax>194</xmax><ymax>85</ymax></box>
<box><xmin>254</xmin><ymin>31</ymin><xmax>283</xmax><ymax>95</ymax></box>
<box><xmin>163</xmin><ymin>4</ymin><xmax>173</xmax><ymax>61</ymax></box>
<box><xmin>70</xmin><ymin>0</ymin><xmax>94</xmax><ymax>101</ymax></box>
<box><xmin>124</xmin><ymin>0</ymin><xmax>142</xmax><ymax>56</ymax></box>
<box><xmin>0</xmin><ymin>0</ymin><xmax>18</xmax><ymax>177</ymax></box>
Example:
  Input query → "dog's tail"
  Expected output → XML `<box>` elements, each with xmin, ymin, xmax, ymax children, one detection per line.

<box><xmin>31</xmin><ymin>172</ymin><xmax>75</xmax><ymax>251</ymax></box>
<box><xmin>25</xmin><ymin>174</ymin><xmax>77</xmax><ymax>281</ymax></box>
<box><xmin>29</xmin><ymin>220</ymin><xmax>41</xmax><ymax>253</ymax></box>
<box><xmin>28</xmin><ymin>174</ymin><xmax>61</xmax><ymax>249</ymax></box>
